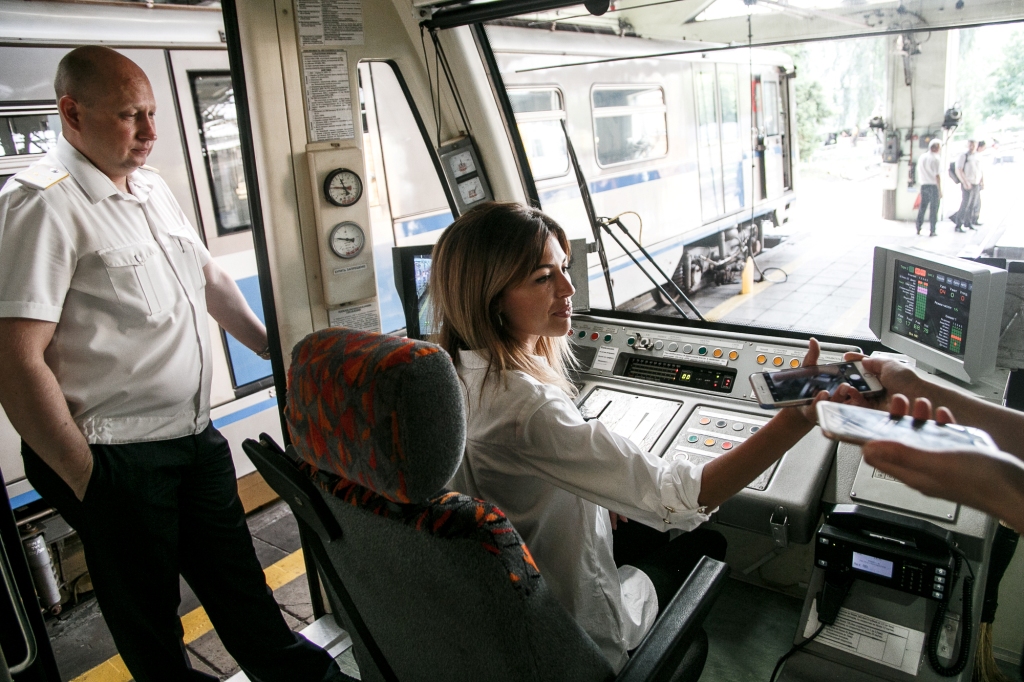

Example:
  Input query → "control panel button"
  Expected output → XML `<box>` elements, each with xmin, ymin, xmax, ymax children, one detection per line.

<box><xmin>654</xmin><ymin>340</ymin><xmax>664</xmax><ymax>350</ymax></box>
<box><xmin>817</xmin><ymin>559</ymin><xmax>828</xmax><ymax>567</ymax></box>
<box><xmin>703</xmin><ymin>438</ymin><xmax>716</xmax><ymax>447</ymax></box>
<box><xmin>712</xmin><ymin>348</ymin><xmax>723</xmax><ymax>358</ymax></box>
<box><xmin>699</xmin><ymin>417</ymin><xmax>712</xmax><ymax>425</ymax></box>
<box><xmin>732</xmin><ymin>423</ymin><xmax>744</xmax><ymax>431</ymax></box>
<box><xmin>729</xmin><ymin>350</ymin><xmax>739</xmax><ymax>361</ymax></box>
<box><xmin>578</xmin><ymin>330</ymin><xmax>586</xmax><ymax>338</ymax></box>
<box><xmin>687</xmin><ymin>434</ymin><xmax>699</xmax><ymax>443</ymax></box>
<box><xmin>932</xmin><ymin>591</ymin><xmax>943</xmax><ymax>600</ymax></box>
<box><xmin>683</xmin><ymin>344</ymin><xmax>693</xmax><ymax>354</ymax></box>
<box><xmin>590</xmin><ymin>333</ymin><xmax>599</xmax><ymax>341</ymax></box>
<box><xmin>715</xmin><ymin>419</ymin><xmax>728</xmax><ymax>428</ymax></box>
<box><xmin>721</xmin><ymin>442</ymin><xmax>733</xmax><ymax>450</ymax></box>
<box><xmin>668</xmin><ymin>342</ymin><xmax>678</xmax><ymax>352</ymax></box>
<box><xmin>935</xmin><ymin>568</ymin><xmax>947</xmax><ymax>576</ymax></box>
<box><xmin>757</xmin><ymin>354</ymin><xmax>767</xmax><ymax>365</ymax></box>
<box><xmin>604</xmin><ymin>334</ymin><xmax>613</xmax><ymax>343</ymax></box>
<box><xmin>698</xmin><ymin>347</ymin><xmax>708</xmax><ymax>355</ymax></box>
<box><xmin>934</xmin><ymin>582</ymin><xmax>945</xmax><ymax>592</ymax></box>
<box><xmin>935</xmin><ymin>576</ymin><xmax>946</xmax><ymax>585</ymax></box>
<box><xmin>750</xmin><ymin>425</ymin><xmax>761</xmax><ymax>433</ymax></box>
<box><xmin>773</xmin><ymin>356</ymin><xmax>784</xmax><ymax>367</ymax></box>
<box><xmin>627</xmin><ymin>337</ymin><xmax>635</xmax><ymax>346</ymax></box>
<box><xmin>790</xmin><ymin>359</ymin><xmax>801</xmax><ymax>368</ymax></box>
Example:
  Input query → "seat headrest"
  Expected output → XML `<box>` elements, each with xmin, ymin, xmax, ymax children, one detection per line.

<box><xmin>285</xmin><ymin>328</ymin><xmax>466</xmax><ymax>504</ymax></box>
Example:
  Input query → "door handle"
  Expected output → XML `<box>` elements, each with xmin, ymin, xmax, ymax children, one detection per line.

<box><xmin>0</xmin><ymin>534</ymin><xmax>38</xmax><ymax>674</ymax></box>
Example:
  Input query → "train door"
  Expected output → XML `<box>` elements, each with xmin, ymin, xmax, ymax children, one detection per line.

<box><xmin>167</xmin><ymin>50</ymin><xmax>281</xmax><ymax>477</ymax></box>
<box><xmin>755</xmin><ymin>71</ymin><xmax>786</xmax><ymax>200</ymax></box>
<box><xmin>694</xmin><ymin>63</ymin><xmax>746</xmax><ymax>222</ymax></box>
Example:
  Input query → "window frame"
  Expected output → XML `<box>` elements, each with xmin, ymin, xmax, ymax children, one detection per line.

<box><xmin>590</xmin><ymin>83</ymin><xmax>669</xmax><ymax>169</ymax></box>
<box><xmin>508</xmin><ymin>86</ymin><xmax>570</xmax><ymax>181</ymax></box>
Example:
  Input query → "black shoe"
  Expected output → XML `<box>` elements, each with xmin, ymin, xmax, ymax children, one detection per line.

<box><xmin>955</xmin><ymin>227</ymin><xmax>965</xmax><ymax>233</ymax></box>
<box><xmin>966</xmin><ymin>225</ymin><xmax>977</xmax><ymax>230</ymax></box>
<box><xmin>974</xmin><ymin>221</ymin><xmax>983</xmax><ymax>226</ymax></box>
<box><xmin>916</xmin><ymin>227</ymin><xmax>922</xmax><ymax>235</ymax></box>
<box><xmin>930</xmin><ymin>231</ymin><xmax>936</xmax><ymax>237</ymax></box>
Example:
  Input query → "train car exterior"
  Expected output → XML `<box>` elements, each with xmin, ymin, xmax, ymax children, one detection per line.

<box><xmin>0</xmin><ymin>0</ymin><xmax>281</xmax><ymax>507</ymax></box>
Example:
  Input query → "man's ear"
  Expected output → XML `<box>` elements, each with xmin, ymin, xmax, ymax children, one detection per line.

<box><xmin>58</xmin><ymin>95</ymin><xmax>83</xmax><ymax>134</ymax></box>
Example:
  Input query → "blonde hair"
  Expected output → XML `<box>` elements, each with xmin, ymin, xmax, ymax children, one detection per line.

<box><xmin>430</xmin><ymin>201</ymin><xmax>577</xmax><ymax>395</ymax></box>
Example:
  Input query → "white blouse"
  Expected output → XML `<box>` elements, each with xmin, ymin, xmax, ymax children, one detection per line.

<box><xmin>450</xmin><ymin>350</ymin><xmax>712</xmax><ymax>671</ymax></box>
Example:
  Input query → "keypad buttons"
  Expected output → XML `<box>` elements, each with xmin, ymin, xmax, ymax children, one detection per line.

<box><xmin>729</xmin><ymin>350</ymin><xmax>739</xmax><ymax>361</ymax></box>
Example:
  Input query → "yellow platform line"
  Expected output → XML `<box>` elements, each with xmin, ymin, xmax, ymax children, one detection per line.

<box><xmin>703</xmin><ymin>253</ymin><xmax>815</xmax><ymax>322</ymax></box>
<box><xmin>72</xmin><ymin>549</ymin><xmax>308</xmax><ymax>682</ymax></box>
<box><xmin>827</xmin><ymin>293</ymin><xmax>871</xmax><ymax>337</ymax></box>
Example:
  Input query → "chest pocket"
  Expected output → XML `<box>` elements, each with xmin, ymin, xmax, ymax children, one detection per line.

<box><xmin>169</xmin><ymin>233</ymin><xmax>207</xmax><ymax>292</ymax></box>
<box><xmin>97</xmin><ymin>242</ymin><xmax>165</xmax><ymax>316</ymax></box>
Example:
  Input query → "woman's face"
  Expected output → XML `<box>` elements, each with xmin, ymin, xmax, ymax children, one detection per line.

<box><xmin>500</xmin><ymin>235</ymin><xmax>575</xmax><ymax>352</ymax></box>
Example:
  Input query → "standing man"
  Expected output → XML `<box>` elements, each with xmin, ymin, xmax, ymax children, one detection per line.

<box><xmin>972</xmin><ymin>140</ymin><xmax>987</xmax><ymax>226</ymax></box>
<box><xmin>0</xmin><ymin>47</ymin><xmax>341</xmax><ymax>681</ymax></box>
<box><xmin>915</xmin><ymin>140</ymin><xmax>943</xmax><ymax>236</ymax></box>
<box><xmin>954</xmin><ymin>139</ymin><xmax>982</xmax><ymax>232</ymax></box>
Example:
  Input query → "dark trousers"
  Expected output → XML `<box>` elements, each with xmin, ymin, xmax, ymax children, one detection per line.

<box><xmin>955</xmin><ymin>185</ymin><xmax>980</xmax><ymax>229</ymax></box>
<box><xmin>23</xmin><ymin>425</ymin><xmax>335</xmax><ymax>682</ymax></box>
<box><xmin>613</xmin><ymin>521</ymin><xmax>727</xmax><ymax>614</ymax></box>
<box><xmin>916</xmin><ymin>184</ymin><xmax>939</xmax><ymax>234</ymax></box>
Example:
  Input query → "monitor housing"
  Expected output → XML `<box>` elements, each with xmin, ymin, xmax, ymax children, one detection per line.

<box><xmin>870</xmin><ymin>246</ymin><xmax>1007</xmax><ymax>383</ymax></box>
<box><xmin>392</xmin><ymin>244</ymin><xmax>435</xmax><ymax>340</ymax></box>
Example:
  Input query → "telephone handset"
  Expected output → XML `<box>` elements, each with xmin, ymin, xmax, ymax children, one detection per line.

<box><xmin>814</xmin><ymin>504</ymin><xmax>975</xmax><ymax>677</ymax></box>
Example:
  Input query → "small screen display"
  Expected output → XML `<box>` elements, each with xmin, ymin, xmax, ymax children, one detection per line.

<box><xmin>852</xmin><ymin>551</ymin><xmax>894</xmax><ymax>579</ymax></box>
<box><xmin>764</xmin><ymin>362</ymin><xmax>872</xmax><ymax>402</ymax></box>
<box><xmin>890</xmin><ymin>259</ymin><xmax>971</xmax><ymax>357</ymax></box>
<box><xmin>413</xmin><ymin>254</ymin><xmax>434</xmax><ymax>337</ymax></box>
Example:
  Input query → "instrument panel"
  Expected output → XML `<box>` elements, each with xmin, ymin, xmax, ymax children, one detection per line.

<box><xmin>570</xmin><ymin>314</ymin><xmax>861</xmax><ymax>544</ymax></box>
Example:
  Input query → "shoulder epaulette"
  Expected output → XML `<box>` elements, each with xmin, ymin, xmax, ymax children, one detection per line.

<box><xmin>140</xmin><ymin>164</ymin><xmax>160</xmax><ymax>174</ymax></box>
<box><xmin>14</xmin><ymin>165</ymin><xmax>69</xmax><ymax>190</ymax></box>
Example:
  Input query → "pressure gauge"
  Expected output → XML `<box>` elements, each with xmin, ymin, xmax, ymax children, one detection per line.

<box><xmin>323</xmin><ymin>168</ymin><xmax>363</xmax><ymax>207</ymax></box>
<box><xmin>328</xmin><ymin>221</ymin><xmax>365</xmax><ymax>259</ymax></box>
<box><xmin>448</xmin><ymin>150</ymin><xmax>476</xmax><ymax>177</ymax></box>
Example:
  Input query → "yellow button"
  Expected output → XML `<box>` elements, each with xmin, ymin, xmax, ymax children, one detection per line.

<box><xmin>712</xmin><ymin>348</ymin><xmax>723</xmax><ymax>358</ymax></box>
<box><xmin>757</xmin><ymin>354</ymin><xmax>767</xmax><ymax>365</ymax></box>
<box><xmin>773</xmin><ymin>356</ymin><xmax>784</xmax><ymax>367</ymax></box>
<box><xmin>729</xmin><ymin>350</ymin><xmax>739</xmax><ymax>361</ymax></box>
<box><xmin>703</xmin><ymin>438</ymin><xmax>717</xmax><ymax>447</ymax></box>
<box><xmin>790</xmin><ymin>358</ymin><xmax>801</xmax><ymax>368</ymax></box>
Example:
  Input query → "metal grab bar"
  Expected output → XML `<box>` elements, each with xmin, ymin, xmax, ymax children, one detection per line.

<box><xmin>0</xmin><ymin>533</ymin><xmax>38</xmax><ymax>674</ymax></box>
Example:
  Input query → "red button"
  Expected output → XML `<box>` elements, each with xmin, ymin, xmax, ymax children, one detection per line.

<box><xmin>699</xmin><ymin>417</ymin><xmax>711</xmax><ymax>425</ymax></box>
<box><xmin>591</xmin><ymin>333</ymin><xmax>599</xmax><ymax>340</ymax></box>
<box><xmin>721</xmin><ymin>442</ymin><xmax>733</xmax><ymax>450</ymax></box>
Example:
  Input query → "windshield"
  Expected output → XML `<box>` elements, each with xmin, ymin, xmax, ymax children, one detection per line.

<box><xmin>479</xmin><ymin>8</ymin><xmax>1020</xmax><ymax>342</ymax></box>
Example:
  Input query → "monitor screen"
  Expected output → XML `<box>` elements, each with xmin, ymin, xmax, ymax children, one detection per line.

<box><xmin>889</xmin><ymin>259</ymin><xmax>972</xmax><ymax>358</ymax></box>
<box><xmin>413</xmin><ymin>254</ymin><xmax>434</xmax><ymax>338</ymax></box>
<box><xmin>393</xmin><ymin>244</ymin><xmax>436</xmax><ymax>340</ymax></box>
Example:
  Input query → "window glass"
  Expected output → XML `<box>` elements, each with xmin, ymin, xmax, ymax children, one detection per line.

<box><xmin>592</xmin><ymin>86</ymin><xmax>667</xmax><ymax>166</ymax></box>
<box><xmin>189</xmin><ymin>73</ymin><xmax>251</xmax><ymax>236</ymax></box>
<box><xmin>510</xmin><ymin>88</ymin><xmax>569</xmax><ymax>180</ymax></box>
<box><xmin>764</xmin><ymin>81</ymin><xmax>780</xmax><ymax>136</ymax></box>
<box><xmin>718</xmin><ymin>66</ymin><xmax>740</xmax><ymax>142</ymax></box>
<box><xmin>0</xmin><ymin>113</ymin><xmax>61</xmax><ymax>157</ymax></box>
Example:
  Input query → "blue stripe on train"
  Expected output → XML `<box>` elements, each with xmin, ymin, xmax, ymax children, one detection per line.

<box><xmin>396</xmin><ymin>212</ymin><xmax>454</xmax><ymax>239</ymax></box>
<box><xmin>212</xmin><ymin>396</ymin><xmax>279</xmax><ymax>430</ymax></box>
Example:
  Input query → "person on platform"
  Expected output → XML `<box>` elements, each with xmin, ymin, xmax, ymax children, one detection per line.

<box><xmin>429</xmin><ymin>201</ymin><xmax>850</xmax><ymax>671</ymax></box>
<box><xmin>915</xmin><ymin>140</ymin><xmax>943</xmax><ymax>236</ymax></box>
<box><xmin>0</xmin><ymin>47</ymin><xmax>341</xmax><ymax>681</ymax></box>
<box><xmin>954</xmin><ymin>139</ymin><xmax>982</xmax><ymax>232</ymax></box>
<box><xmin>971</xmin><ymin>140</ymin><xmax>987</xmax><ymax>226</ymax></box>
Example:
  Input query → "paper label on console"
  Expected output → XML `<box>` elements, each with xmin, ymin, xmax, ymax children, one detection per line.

<box><xmin>805</xmin><ymin>600</ymin><xmax>924</xmax><ymax>675</ymax></box>
<box><xmin>328</xmin><ymin>301</ymin><xmax>380</xmax><ymax>333</ymax></box>
<box><xmin>592</xmin><ymin>346</ymin><xmax>619</xmax><ymax>372</ymax></box>
<box><xmin>296</xmin><ymin>0</ymin><xmax>364</xmax><ymax>46</ymax></box>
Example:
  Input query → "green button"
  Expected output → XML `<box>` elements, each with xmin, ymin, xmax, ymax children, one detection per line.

<box><xmin>687</xmin><ymin>434</ymin><xmax>699</xmax><ymax>443</ymax></box>
<box><xmin>627</xmin><ymin>337</ymin><xmax>635</xmax><ymax>345</ymax></box>
<box><xmin>604</xmin><ymin>334</ymin><xmax>612</xmax><ymax>343</ymax></box>
<box><xmin>698</xmin><ymin>346</ymin><xmax>708</xmax><ymax>355</ymax></box>
<box><xmin>578</xmin><ymin>330</ymin><xmax>586</xmax><ymax>338</ymax></box>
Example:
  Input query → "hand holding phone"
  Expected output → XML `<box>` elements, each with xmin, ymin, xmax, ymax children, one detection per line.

<box><xmin>749</xmin><ymin>361</ymin><xmax>883</xmax><ymax>409</ymax></box>
<box><xmin>816</xmin><ymin>401</ymin><xmax>996</xmax><ymax>451</ymax></box>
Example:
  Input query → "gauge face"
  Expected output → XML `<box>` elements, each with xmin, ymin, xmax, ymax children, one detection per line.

<box><xmin>458</xmin><ymin>177</ymin><xmax>485</xmax><ymax>205</ymax></box>
<box><xmin>323</xmin><ymin>168</ymin><xmax>363</xmax><ymax>207</ymax></box>
<box><xmin>448</xmin><ymin>150</ymin><xmax>476</xmax><ymax>177</ymax></box>
<box><xmin>329</xmin><ymin>221</ymin><xmax>365</xmax><ymax>259</ymax></box>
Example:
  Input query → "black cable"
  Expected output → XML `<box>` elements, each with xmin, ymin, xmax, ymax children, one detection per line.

<box><xmin>927</xmin><ymin>551</ymin><xmax>975</xmax><ymax>677</ymax></box>
<box><xmin>419</xmin><ymin>27</ymin><xmax>438</xmax><ymax>147</ymax></box>
<box><xmin>431</xmin><ymin>30</ymin><xmax>472</xmax><ymax>135</ymax></box>
<box><xmin>769</xmin><ymin>623</ymin><xmax>825</xmax><ymax>682</ymax></box>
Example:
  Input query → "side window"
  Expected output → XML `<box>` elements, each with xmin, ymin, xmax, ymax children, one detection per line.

<box><xmin>508</xmin><ymin>88</ymin><xmax>569</xmax><ymax>181</ymax></box>
<box><xmin>189</xmin><ymin>73</ymin><xmax>251</xmax><ymax>237</ymax></box>
<box><xmin>0</xmin><ymin>108</ymin><xmax>62</xmax><ymax>182</ymax></box>
<box><xmin>592</xmin><ymin>85</ymin><xmax>668</xmax><ymax>167</ymax></box>
<box><xmin>718</xmin><ymin>66</ymin><xmax>740</xmax><ymax>143</ymax></box>
<box><xmin>764</xmin><ymin>81</ymin><xmax>780</xmax><ymax>136</ymax></box>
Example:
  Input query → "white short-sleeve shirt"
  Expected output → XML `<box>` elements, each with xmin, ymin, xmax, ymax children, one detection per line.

<box><xmin>450</xmin><ymin>350</ymin><xmax>712</xmax><ymax>672</ymax></box>
<box><xmin>0</xmin><ymin>136</ymin><xmax>214</xmax><ymax>444</ymax></box>
<box><xmin>917</xmin><ymin>151</ymin><xmax>942</xmax><ymax>186</ymax></box>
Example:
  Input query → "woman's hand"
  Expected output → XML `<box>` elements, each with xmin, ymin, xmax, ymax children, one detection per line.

<box><xmin>841</xmin><ymin>353</ymin><xmax>922</xmax><ymax>412</ymax></box>
<box><xmin>786</xmin><ymin>339</ymin><xmax>861</xmax><ymax>426</ymax></box>
<box><xmin>609</xmin><ymin>510</ymin><xmax>628</xmax><ymax>530</ymax></box>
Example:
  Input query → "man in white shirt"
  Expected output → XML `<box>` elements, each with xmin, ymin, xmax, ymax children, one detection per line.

<box><xmin>0</xmin><ymin>47</ymin><xmax>339</xmax><ymax>681</ymax></box>
<box><xmin>971</xmin><ymin>140</ymin><xmax>986</xmax><ymax>225</ymax></box>
<box><xmin>915</xmin><ymin>140</ymin><xmax>943</xmax><ymax>236</ymax></box>
<box><xmin>954</xmin><ymin>139</ymin><xmax>982</xmax><ymax>232</ymax></box>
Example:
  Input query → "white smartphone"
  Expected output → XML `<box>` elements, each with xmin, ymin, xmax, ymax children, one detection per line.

<box><xmin>749</xmin><ymin>361</ymin><xmax>883</xmax><ymax>409</ymax></box>
<box><xmin>816</xmin><ymin>401</ymin><xmax>997</xmax><ymax>451</ymax></box>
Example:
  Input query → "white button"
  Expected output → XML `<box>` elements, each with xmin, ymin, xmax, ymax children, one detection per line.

<box><xmin>668</xmin><ymin>342</ymin><xmax>678</xmax><ymax>352</ymax></box>
<box><xmin>654</xmin><ymin>340</ymin><xmax>664</xmax><ymax>350</ymax></box>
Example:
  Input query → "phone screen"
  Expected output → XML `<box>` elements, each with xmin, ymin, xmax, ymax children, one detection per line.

<box><xmin>817</xmin><ymin>402</ymin><xmax>995</xmax><ymax>451</ymax></box>
<box><xmin>763</xmin><ymin>362</ymin><xmax>873</xmax><ymax>403</ymax></box>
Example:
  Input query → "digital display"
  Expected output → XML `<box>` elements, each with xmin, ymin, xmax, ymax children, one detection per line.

<box><xmin>413</xmin><ymin>254</ymin><xmax>434</xmax><ymax>336</ymax></box>
<box><xmin>764</xmin><ymin>362</ymin><xmax>872</xmax><ymax>402</ymax></box>
<box><xmin>890</xmin><ymin>259</ymin><xmax>971</xmax><ymax>357</ymax></box>
<box><xmin>852</xmin><ymin>551</ymin><xmax>894</xmax><ymax>579</ymax></box>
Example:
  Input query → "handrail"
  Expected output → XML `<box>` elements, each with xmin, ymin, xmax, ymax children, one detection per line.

<box><xmin>0</xmin><ymin>533</ymin><xmax>38</xmax><ymax>674</ymax></box>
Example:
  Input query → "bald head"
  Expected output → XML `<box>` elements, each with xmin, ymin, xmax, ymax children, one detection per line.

<box><xmin>55</xmin><ymin>46</ymin><xmax>148</xmax><ymax>106</ymax></box>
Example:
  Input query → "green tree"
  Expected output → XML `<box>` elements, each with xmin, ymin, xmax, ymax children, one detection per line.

<box><xmin>782</xmin><ymin>45</ymin><xmax>833</xmax><ymax>160</ymax></box>
<box><xmin>983</xmin><ymin>31</ymin><xmax>1024</xmax><ymax>120</ymax></box>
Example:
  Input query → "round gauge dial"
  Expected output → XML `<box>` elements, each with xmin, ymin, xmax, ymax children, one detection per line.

<box><xmin>323</xmin><ymin>168</ymin><xmax>363</xmax><ymax>207</ymax></box>
<box><xmin>329</xmin><ymin>221</ymin><xmax>365</xmax><ymax>259</ymax></box>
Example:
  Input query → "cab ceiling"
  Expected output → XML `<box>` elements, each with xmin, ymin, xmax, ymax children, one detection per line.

<box><xmin>419</xmin><ymin>0</ymin><xmax>1024</xmax><ymax>49</ymax></box>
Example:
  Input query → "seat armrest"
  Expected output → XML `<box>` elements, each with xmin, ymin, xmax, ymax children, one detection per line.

<box><xmin>614</xmin><ymin>556</ymin><xmax>730</xmax><ymax>682</ymax></box>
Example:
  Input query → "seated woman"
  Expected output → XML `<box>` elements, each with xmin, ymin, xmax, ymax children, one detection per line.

<box><xmin>430</xmin><ymin>201</ymin><xmax>841</xmax><ymax>671</ymax></box>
